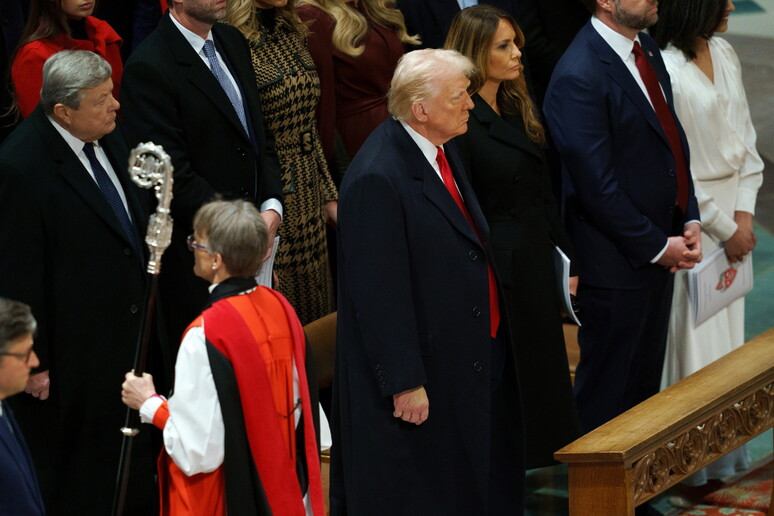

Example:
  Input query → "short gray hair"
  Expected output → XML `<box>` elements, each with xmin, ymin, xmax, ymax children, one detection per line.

<box><xmin>193</xmin><ymin>200</ymin><xmax>269</xmax><ymax>278</ymax></box>
<box><xmin>387</xmin><ymin>48</ymin><xmax>475</xmax><ymax>121</ymax></box>
<box><xmin>0</xmin><ymin>297</ymin><xmax>36</xmax><ymax>354</ymax></box>
<box><xmin>40</xmin><ymin>50</ymin><xmax>113</xmax><ymax>115</ymax></box>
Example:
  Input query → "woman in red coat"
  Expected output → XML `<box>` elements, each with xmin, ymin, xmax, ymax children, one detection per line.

<box><xmin>11</xmin><ymin>0</ymin><xmax>122</xmax><ymax>118</ymax></box>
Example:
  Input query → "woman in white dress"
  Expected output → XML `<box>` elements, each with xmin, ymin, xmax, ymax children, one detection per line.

<box><xmin>651</xmin><ymin>0</ymin><xmax>764</xmax><ymax>490</ymax></box>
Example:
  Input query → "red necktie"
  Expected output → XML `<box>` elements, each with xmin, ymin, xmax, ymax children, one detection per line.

<box><xmin>632</xmin><ymin>41</ymin><xmax>689</xmax><ymax>212</ymax></box>
<box><xmin>436</xmin><ymin>147</ymin><xmax>500</xmax><ymax>338</ymax></box>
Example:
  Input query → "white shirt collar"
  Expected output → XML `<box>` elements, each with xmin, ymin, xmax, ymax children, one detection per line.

<box><xmin>591</xmin><ymin>15</ymin><xmax>641</xmax><ymax>61</ymax></box>
<box><xmin>399</xmin><ymin>120</ymin><xmax>444</xmax><ymax>168</ymax></box>
<box><xmin>169</xmin><ymin>10</ymin><xmax>214</xmax><ymax>55</ymax></box>
<box><xmin>47</xmin><ymin>115</ymin><xmax>99</xmax><ymax>155</ymax></box>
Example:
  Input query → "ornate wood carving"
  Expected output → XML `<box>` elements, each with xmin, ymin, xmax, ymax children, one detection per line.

<box><xmin>632</xmin><ymin>383</ymin><xmax>774</xmax><ymax>504</ymax></box>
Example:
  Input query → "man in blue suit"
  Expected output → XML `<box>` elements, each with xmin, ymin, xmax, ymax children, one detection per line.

<box><xmin>544</xmin><ymin>0</ymin><xmax>702</xmax><ymax>434</ymax></box>
<box><xmin>0</xmin><ymin>297</ymin><xmax>44</xmax><ymax>516</ymax></box>
<box><xmin>333</xmin><ymin>49</ymin><xmax>524</xmax><ymax>515</ymax></box>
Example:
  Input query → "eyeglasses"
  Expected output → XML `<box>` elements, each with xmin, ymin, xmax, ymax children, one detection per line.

<box><xmin>0</xmin><ymin>347</ymin><xmax>35</xmax><ymax>364</ymax></box>
<box><xmin>186</xmin><ymin>234</ymin><xmax>208</xmax><ymax>252</ymax></box>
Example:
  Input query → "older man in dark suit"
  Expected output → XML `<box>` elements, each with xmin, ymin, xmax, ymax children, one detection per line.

<box><xmin>543</xmin><ymin>0</ymin><xmax>702</xmax><ymax>436</ymax></box>
<box><xmin>333</xmin><ymin>48</ymin><xmax>524</xmax><ymax>516</ymax></box>
<box><xmin>0</xmin><ymin>50</ymin><xmax>158</xmax><ymax>514</ymax></box>
<box><xmin>120</xmin><ymin>0</ymin><xmax>283</xmax><ymax>346</ymax></box>
<box><xmin>0</xmin><ymin>298</ymin><xmax>44</xmax><ymax>516</ymax></box>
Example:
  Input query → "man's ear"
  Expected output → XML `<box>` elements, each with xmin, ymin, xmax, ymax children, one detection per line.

<box><xmin>411</xmin><ymin>102</ymin><xmax>428</xmax><ymax>123</ymax></box>
<box><xmin>52</xmin><ymin>103</ymin><xmax>71</xmax><ymax>125</ymax></box>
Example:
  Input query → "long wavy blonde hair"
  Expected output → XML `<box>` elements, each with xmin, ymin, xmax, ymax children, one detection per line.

<box><xmin>445</xmin><ymin>5</ymin><xmax>544</xmax><ymax>145</ymax></box>
<box><xmin>298</xmin><ymin>0</ymin><xmax>420</xmax><ymax>57</ymax></box>
<box><xmin>225</xmin><ymin>0</ymin><xmax>307</xmax><ymax>40</ymax></box>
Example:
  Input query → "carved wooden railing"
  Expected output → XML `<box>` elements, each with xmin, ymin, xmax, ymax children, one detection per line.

<box><xmin>555</xmin><ymin>327</ymin><xmax>774</xmax><ymax>515</ymax></box>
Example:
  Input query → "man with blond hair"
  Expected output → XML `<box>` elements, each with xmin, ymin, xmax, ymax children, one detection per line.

<box><xmin>333</xmin><ymin>48</ymin><xmax>524</xmax><ymax>516</ymax></box>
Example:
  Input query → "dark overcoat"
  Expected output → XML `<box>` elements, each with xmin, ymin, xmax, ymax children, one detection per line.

<box><xmin>0</xmin><ymin>108</ymin><xmax>157</xmax><ymax>514</ymax></box>
<box><xmin>332</xmin><ymin>118</ymin><xmax>523</xmax><ymax>515</ymax></box>
<box><xmin>455</xmin><ymin>94</ymin><xmax>580</xmax><ymax>469</ymax></box>
<box><xmin>121</xmin><ymin>12</ymin><xmax>283</xmax><ymax>345</ymax></box>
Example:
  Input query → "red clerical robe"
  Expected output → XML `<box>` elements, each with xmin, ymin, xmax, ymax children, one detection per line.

<box><xmin>151</xmin><ymin>286</ymin><xmax>325</xmax><ymax>515</ymax></box>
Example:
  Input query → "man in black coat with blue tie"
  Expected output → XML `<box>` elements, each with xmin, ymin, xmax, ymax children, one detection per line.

<box><xmin>0</xmin><ymin>50</ymin><xmax>158</xmax><ymax>514</ymax></box>
<box><xmin>0</xmin><ymin>297</ymin><xmax>44</xmax><ymax>516</ymax></box>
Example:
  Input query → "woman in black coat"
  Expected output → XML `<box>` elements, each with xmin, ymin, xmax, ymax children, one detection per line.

<box><xmin>446</xmin><ymin>4</ymin><xmax>580</xmax><ymax>469</ymax></box>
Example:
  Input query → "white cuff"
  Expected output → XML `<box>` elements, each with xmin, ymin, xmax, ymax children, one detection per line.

<box><xmin>139</xmin><ymin>395</ymin><xmax>165</xmax><ymax>424</ymax></box>
<box><xmin>735</xmin><ymin>187</ymin><xmax>757</xmax><ymax>215</ymax></box>
<box><xmin>260</xmin><ymin>198</ymin><xmax>283</xmax><ymax>221</ymax></box>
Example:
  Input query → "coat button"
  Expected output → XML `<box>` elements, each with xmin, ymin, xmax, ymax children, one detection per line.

<box><xmin>473</xmin><ymin>361</ymin><xmax>483</xmax><ymax>373</ymax></box>
<box><xmin>472</xmin><ymin>306</ymin><xmax>481</xmax><ymax>317</ymax></box>
<box><xmin>512</xmin><ymin>176</ymin><xmax>521</xmax><ymax>183</ymax></box>
<box><xmin>124</xmin><ymin>248</ymin><xmax>132</xmax><ymax>256</ymax></box>
<box><xmin>240</xmin><ymin>188</ymin><xmax>250</xmax><ymax>199</ymax></box>
<box><xmin>130</xmin><ymin>304</ymin><xmax>138</xmax><ymax>314</ymax></box>
<box><xmin>667</xmin><ymin>168</ymin><xmax>675</xmax><ymax>177</ymax></box>
<box><xmin>469</xmin><ymin>250</ymin><xmax>478</xmax><ymax>261</ymax></box>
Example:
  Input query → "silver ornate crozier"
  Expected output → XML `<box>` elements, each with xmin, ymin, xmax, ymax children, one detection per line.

<box><xmin>128</xmin><ymin>141</ymin><xmax>174</xmax><ymax>276</ymax></box>
<box><xmin>112</xmin><ymin>142</ymin><xmax>174</xmax><ymax>516</ymax></box>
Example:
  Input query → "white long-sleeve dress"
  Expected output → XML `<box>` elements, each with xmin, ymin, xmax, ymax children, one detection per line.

<box><xmin>661</xmin><ymin>37</ymin><xmax>763</xmax><ymax>485</ymax></box>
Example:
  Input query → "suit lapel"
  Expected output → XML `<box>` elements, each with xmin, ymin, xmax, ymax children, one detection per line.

<box><xmin>30</xmin><ymin>111</ymin><xmax>138</xmax><ymax>250</ymax></box>
<box><xmin>470</xmin><ymin>95</ymin><xmax>541</xmax><ymax>159</ymax></box>
<box><xmin>445</xmin><ymin>140</ymin><xmax>491</xmax><ymax>245</ymax></box>
<box><xmin>586</xmin><ymin>26</ymin><xmax>670</xmax><ymax>147</ymax></box>
<box><xmin>101</xmin><ymin>128</ymin><xmax>149</xmax><ymax>265</ymax></box>
<box><xmin>385</xmin><ymin>120</ymin><xmax>482</xmax><ymax>247</ymax></box>
<box><xmin>159</xmin><ymin>14</ymin><xmax>249</xmax><ymax>139</ymax></box>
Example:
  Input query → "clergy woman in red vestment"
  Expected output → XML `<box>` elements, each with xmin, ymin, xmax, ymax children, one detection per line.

<box><xmin>11</xmin><ymin>0</ymin><xmax>122</xmax><ymax>118</ymax></box>
<box><xmin>121</xmin><ymin>200</ymin><xmax>328</xmax><ymax>516</ymax></box>
<box><xmin>297</xmin><ymin>0</ymin><xmax>420</xmax><ymax>182</ymax></box>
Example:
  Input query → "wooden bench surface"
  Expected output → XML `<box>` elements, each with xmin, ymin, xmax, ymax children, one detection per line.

<box><xmin>556</xmin><ymin>327</ymin><xmax>774</xmax><ymax>465</ymax></box>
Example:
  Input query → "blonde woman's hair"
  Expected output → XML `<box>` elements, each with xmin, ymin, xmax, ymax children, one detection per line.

<box><xmin>444</xmin><ymin>5</ymin><xmax>545</xmax><ymax>145</ymax></box>
<box><xmin>225</xmin><ymin>0</ymin><xmax>307</xmax><ymax>39</ymax></box>
<box><xmin>298</xmin><ymin>0</ymin><xmax>420</xmax><ymax>57</ymax></box>
<box><xmin>387</xmin><ymin>48</ymin><xmax>475</xmax><ymax>122</ymax></box>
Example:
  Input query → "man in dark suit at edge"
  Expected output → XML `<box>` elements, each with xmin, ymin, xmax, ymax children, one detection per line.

<box><xmin>0</xmin><ymin>298</ymin><xmax>44</xmax><ymax>516</ymax></box>
<box><xmin>120</xmin><ymin>0</ymin><xmax>283</xmax><ymax>346</ymax></box>
<box><xmin>333</xmin><ymin>48</ymin><xmax>524</xmax><ymax>516</ymax></box>
<box><xmin>0</xmin><ymin>50</ymin><xmax>158</xmax><ymax>514</ymax></box>
<box><xmin>543</xmin><ymin>0</ymin><xmax>702</xmax><ymax>439</ymax></box>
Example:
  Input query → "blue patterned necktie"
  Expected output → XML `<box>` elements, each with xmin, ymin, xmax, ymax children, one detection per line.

<box><xmin>83</xmin><ymin>143</ymin><xmax>140</xmax><ymax>252</ymax></box>
<box><xmin>203</xmin><ymin>39</ymin><xmax>248</xmax><ymax>134</ymax></box>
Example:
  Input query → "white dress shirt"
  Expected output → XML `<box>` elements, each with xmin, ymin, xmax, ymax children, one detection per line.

<box><xmin>48</xmin><ymin>117</ymin><xmax>132</xmax><ymax>218</ymax></box>
<box><xmin>399</xmin><ymin>121</ymin><xmax>464</xmax><ymax>199</ymax></box>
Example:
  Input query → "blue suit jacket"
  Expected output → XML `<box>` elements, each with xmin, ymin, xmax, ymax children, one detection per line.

<box><xmin>544</xmin><ymin>20</ymin><xmax>699</xmax><ymax>289</ymax></box>
<box><xmin>0</xmin><ymin>401</ymin><xmax>44</xmax><ymax>515</ymax></box>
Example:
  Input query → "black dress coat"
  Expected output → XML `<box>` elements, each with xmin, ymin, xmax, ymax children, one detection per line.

<box><xmin>454</xmin><ymin>94</ymin><xmax>580</xmax><ymax>468</ymax></box>
<box><xmin>121</xmin><ymin>13</ymin><xmax>283</xmax><ymax>345</ymax></box>
<box><xmin>0</xmin><ymin>108</ymin><xmax>157</xmax><ymax>514</ymax></box>
<box><xmin>333</xmin><ymin>118</ymin><xmax>524</xmax><ymax>515</ymax></box>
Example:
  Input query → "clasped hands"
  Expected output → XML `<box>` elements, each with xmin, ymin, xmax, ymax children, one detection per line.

<box><xmin>657</xmin><ymin>222</ymin><xmax>703</xmax><ymax>273</ymax></box>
